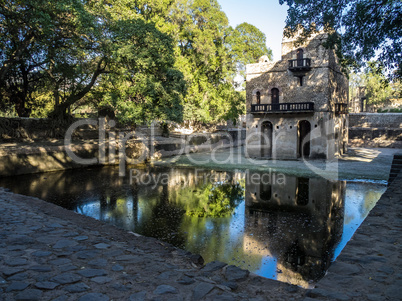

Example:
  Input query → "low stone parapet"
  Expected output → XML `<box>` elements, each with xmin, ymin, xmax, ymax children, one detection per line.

<box><xmin>0</xmin><ymin>130</ymin><xmax>246</xmax><ymax>177</ymax></box>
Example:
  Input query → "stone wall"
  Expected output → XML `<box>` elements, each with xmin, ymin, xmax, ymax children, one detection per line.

<box><xmin>246</xmin><ymin>113</ymin><xmax>348</xmax><ymax>160</ymax></box>
<box><xmin>349</xmin><ymin>113</ymin><xmax>402</xmax><ymax>148</ymax></box>
<box><xmin>245</xmin><ymin>31</ymin><xmax>349</xmax><ymax>160</ymax></box>
<box><xmin>0</xmin><ymin>117</ymin><xmax>98</xmax><ymax>140</ymax></box>
<box><xmin>0</xmin><ymin>130</ymin><xmax>246</xmax><ymax>177</ymax></box>
<box><xmin>349</xmin><ymin>113</ymin><xmax>402</xmax><ymax>128</ymax></box>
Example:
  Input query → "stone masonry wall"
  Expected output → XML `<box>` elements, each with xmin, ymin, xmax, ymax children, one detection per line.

<box><xmin>246</xmin><ymin>33</ymin><xmax>348</xmax><ymax>113</ymax></box>
<box><xmin>349</xmin><ymin>113</ymin><xmax>402</xmax><ymax>148</ymax></box>
<box><xmin>0</xmin><ymin>130</ymin><xmax>246</xmax><ymax>177</ymax></box>
<box><xmin>349</xmin><ymin>113</ymin><xmax>402</xmax><ymax>128</ymax></box>
<box><xmin>245</xmin><ymin>31</ymin><xmax>349</xmax><ymax>160</ymax></box>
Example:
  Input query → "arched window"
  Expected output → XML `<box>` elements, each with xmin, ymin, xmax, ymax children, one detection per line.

<box><xmin>297</xmin><ymin>48</ymin><xmax>304</xmax><ymax>66</ymax></box>
<box><xmin>256</xmin><ymin>91</ymin><xmax>261</xmax><ymax>104</ymax></box>
<box><xmin>271</xmin><ymin>88</ymin><xmax>279</xmax><ymax>104</ymax></box>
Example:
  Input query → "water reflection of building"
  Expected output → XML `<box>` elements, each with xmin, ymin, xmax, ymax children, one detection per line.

<box><xmin>244</xmin><ymin>171</ymin><xmax>345</xmax><ymax>288</ymax></box>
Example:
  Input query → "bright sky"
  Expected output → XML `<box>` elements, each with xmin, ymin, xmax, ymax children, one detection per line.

<box><xmin>218</xmin><ymin>0</ymin><xmax>289</xmax><ymax>61</ymax></box>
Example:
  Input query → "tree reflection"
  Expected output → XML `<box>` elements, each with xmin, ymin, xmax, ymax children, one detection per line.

<box><xmin>135</xmin><ymin>183</ymin><xmax>187</xmax><ymax>247</ymax></box>
<box><xmin>185</xmin><ymin>181</ymin><xmax>244</xmax><ymax>217</ymax></box>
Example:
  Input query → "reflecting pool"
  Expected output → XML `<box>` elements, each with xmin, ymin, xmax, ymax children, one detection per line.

<box><xmin>0</xmin><ymin>166</ymin><xmax>386</xmax><ymax>288</ymax></box>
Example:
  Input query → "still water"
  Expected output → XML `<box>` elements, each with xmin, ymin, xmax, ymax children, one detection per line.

<box><xmin>0</xmin><ymin>166</ymin><xmax>386</xmax><ymax>288</ymax></box>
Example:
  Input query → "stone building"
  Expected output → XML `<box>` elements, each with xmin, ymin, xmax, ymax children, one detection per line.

<box><xmin>245</xmin><ymin>32</ymin><xmax>349</xmax><ymax>160</ymax></box>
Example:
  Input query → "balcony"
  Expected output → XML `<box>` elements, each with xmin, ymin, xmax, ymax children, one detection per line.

<box><xmin>335</xmin><ymin>103</ymin><xmax>348</xmax><ymax>114</ymax></box>
<box><xmin>251</xmin><ymin>102</ymin><xmax>314</xmax><ymax>114</ymax></box>
<box><xmin>288</xmin><ymin>58</ymin><xmax>311</xmax><ymax>72</ymax></box>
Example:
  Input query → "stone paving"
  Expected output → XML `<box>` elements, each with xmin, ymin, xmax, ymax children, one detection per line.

<box><xmin>0</xmin><ymin>172</ymin><xmax>401</xmax><ymax>300</ymax></box>
<box><xmin>155</xmin><ymin>147</ymin><xmax>401</xmax><ymax>181</ymax></box>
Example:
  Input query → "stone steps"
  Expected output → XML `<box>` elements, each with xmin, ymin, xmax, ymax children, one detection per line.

<box><xmin>388</xmin><ymin>154</ymin><xmax>402</xmax><ymax>186</ymax></box>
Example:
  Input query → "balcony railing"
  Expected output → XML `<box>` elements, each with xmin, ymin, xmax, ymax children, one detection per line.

<box><xmin>335</xmin><ymin>103</ymin><xmax>348</xmax><ymax>114</ymax></box>
<box><xmin>288</xmin><ymin>58</ymin><xmax>312</xmax><ymax>71</ymax></box>
<box><xmin>251</xmin><ymin>102</ymin><xmax>314</xmax><ymax>113</ymax></box>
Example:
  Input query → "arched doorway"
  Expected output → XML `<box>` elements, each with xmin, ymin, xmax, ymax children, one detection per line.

<box><xmin>296</xmin><ymin>48</ymin><xmax>304</xmax><ymax>66</ymax></box>
<box><xmin>271</xmin><ymin>88</ymin><xmax>279</xmax><ymax>104</ymax></box>
<box><xmin>261</xmin><ymin>121</ymin><xmax>273</xmax><ymax>158</ymax></box>
<box><xmin>298</xmin><ymin>120</ymin><xmax>311</xmax><ymax>158</ymax></box>
<box><xmin>285</xmin><ymin>240</ymin><xmax>306</xmax><ymax>268</ymax></box>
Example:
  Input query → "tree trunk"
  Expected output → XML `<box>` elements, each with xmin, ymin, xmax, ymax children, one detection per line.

<box><xmin>50</xmin><ymin>57</ymin><xmax>107</xmax><ymax>120</ymax></box>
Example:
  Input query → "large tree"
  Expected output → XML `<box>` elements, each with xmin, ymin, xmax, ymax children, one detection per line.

<box><xmin>95</xmin><ymin>18</ymin><xmax>187</xmax><ymax>124</ymax></box>
<box><xmin>127</xmin><ymin>0</ymin><xmax>271</xmax><ymax>123</ymax></box>
<box><xmin>166</xmin><ymin>0</ymin><xmax>271</xmax><ymax>123</ymax></box>
<box><xmin>1</xmin><ymin>0</ymin><xmax>271</xmax><ymax>125</ymax></box>
<box><xmin>0</xmin><ymin>0</ymin><xmax>114</xmax><ymax>118</ymax></box>
<box><xmin>228</xmin><ymin>23</ymin><xmax>272</xmax><ymax>78</ymax></box>
<box><xmin>0</xmin><ymin>0</ymin><xmax>186</xmax><ymax>123</ymax></box>
<box><xmin>279</xmin><ymin>0</ymin><xmax>402</xmax><ymax>77</ymax></box>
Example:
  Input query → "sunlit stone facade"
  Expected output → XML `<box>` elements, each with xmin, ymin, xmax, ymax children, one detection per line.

<box><xmin>245</xmin><ymin>32</ymin><xmax>349</xmax><ymax>160</ymax></box>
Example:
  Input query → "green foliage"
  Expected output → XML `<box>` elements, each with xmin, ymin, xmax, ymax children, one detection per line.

<box><xmin>186</xmin><ymin>181</ymin><xmax>244</xmax><ymax>217</ymax></box>
<box><xmin>0</xmin><ymin>0</ymin><xmax>186</xmax><ymax>123</ymax></box>
<box><xmin>350</xmin><ymin>61</ymin><xmax>402</xmax><ymax>106</ymax></box>
<box><xmin>128</xmin><ymin>0</ymin><xmax>269</xmax><ymax>124</ymax></box>
<box><xmin>228</xmin><ymin>23</ymin><xmax>272</xmax><ymax>80</ymax></box>
<box><xmin>94</xmin><ymin>17</ymin><xmax>186</xmax><ymax>125</ymax></box>
<box><xmin>364</xmin><ymin>62</ymin><xmax>393</xmax><ymax>105</ymax></box>
<box><xmin>1</xmin><ymin>0</ymin><xmax>269</xmax><ymax>124</ymax></box>
<box><xmin>165</xmin><ymin>0</ymin><xmax>270</xmax><ymax>123</ymax></box>
<box><xmin>378</xmin><ymin>107</ymin><xmax>402</xmax><ymax>113</ymax></box>
<box><xmin>280</xmin><ymin>0</ymin><xmax>402</xmax><ymax>77</ymax></box>
<box><xmin>167</xmin><ymin>0</ymin><xmax>232</xmax><ymax>123</ymax></box>
<box><xmin>0</xmin><ymin>0</ymin><xmax>111</xmax><ymax>117</ymax></box>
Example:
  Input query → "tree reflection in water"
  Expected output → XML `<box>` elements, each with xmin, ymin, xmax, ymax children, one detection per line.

<box><xmin>0</xmin><ymin>166</ymin><xmax>386</xmax><ymax>287</ymax></box>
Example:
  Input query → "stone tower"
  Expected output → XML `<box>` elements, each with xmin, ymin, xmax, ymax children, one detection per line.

<box><xmin>245</xmin><ymin>31</ymin><xmax>349</xmax><ymax>160</ymax></box>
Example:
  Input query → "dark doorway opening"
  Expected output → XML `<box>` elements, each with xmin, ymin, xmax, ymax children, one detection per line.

<box><xmin>296</xmin><ymin>178</ymin><xmax>309</xmax><ymax>206</ymax></box>
<box><xmin>261</xmin><ymin>121</ymin><xmax>273</xmax><ymax>158</ymax></box>
<box><xmin>271</xmin><ymin>88</ymin><xmax>279</xmax><ymax>110</ymax></box>
<box><xmin>298</xmin><ymin>120</ymin><xmax>311</xmax><ymax>158</ymax></box>
<box><xmin>297</xmin><ymin>48</ymin><xmax>304</xmax><ymax>66</ymax></box>
<box><xmin>260</xmin><ymin>182</ymin><xmax>272</xmax><ymax>201</ymax></box>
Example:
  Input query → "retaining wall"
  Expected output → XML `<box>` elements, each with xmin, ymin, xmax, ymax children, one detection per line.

<box><xmin>349</xmin><ymin>113</ymin><xmax>402</xmax><ymax>148</ymax></box>
<box><xmin>0</xmin><ymin>130</ymin><xmax>246</xmax><ymax>177</ymax></box>
<box><xmin>349</xmin><ymin>113</ymin><xmax>402</xmax><ymax>128</ymax></box>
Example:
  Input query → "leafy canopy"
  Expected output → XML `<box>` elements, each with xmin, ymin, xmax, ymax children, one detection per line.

<box><xmin>280</xmin><ymin>0</ymin><xmax>402</xmax><ymax>77</ymax></box>
<box><xmin>0</xmin><ymin>0</ymin><xmax>271</xmax><ymax>125</ymax></box>
<box><xmin>350</xmin><ymin>61</ymin><xmax>401</xmax><ymax>106</ymax></box>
